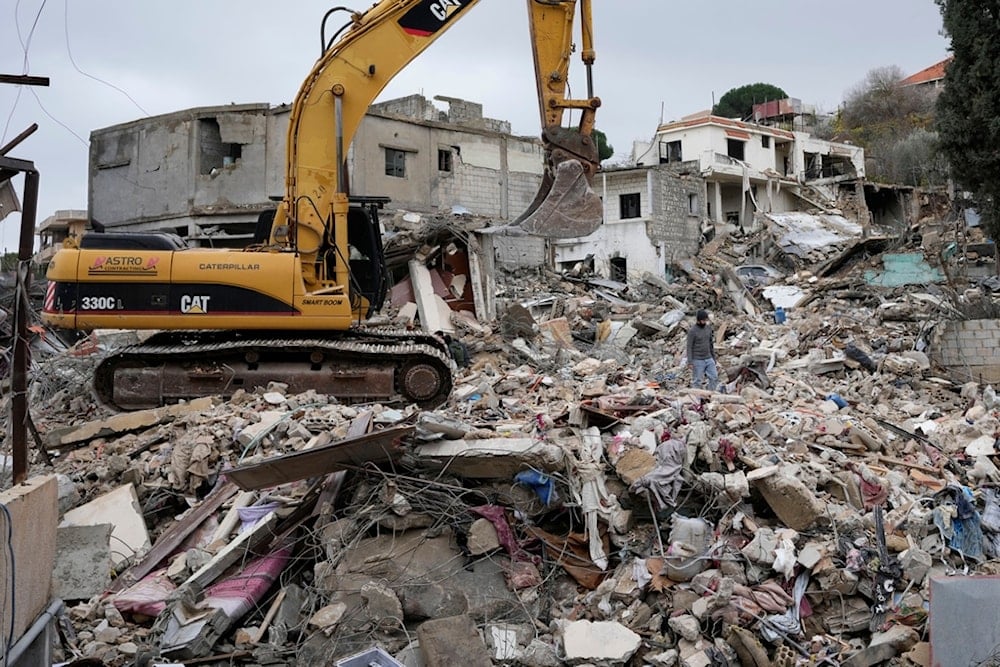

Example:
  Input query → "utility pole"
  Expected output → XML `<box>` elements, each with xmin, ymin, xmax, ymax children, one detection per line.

<box><xmin>1</xmin><ymin>73</ymin><xmax>49</xmax><ymax>485</ymax></box>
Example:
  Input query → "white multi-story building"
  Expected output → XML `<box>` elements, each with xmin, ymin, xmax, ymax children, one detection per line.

<box><xmin>630</xmin><ymin>110</ymin><xmax>867</xmax><ymax>231</ymax></box>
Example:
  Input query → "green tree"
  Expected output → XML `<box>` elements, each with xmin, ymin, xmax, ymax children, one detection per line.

<box><xmin>935</xmin><ymin>0</ymin><xmax>1000</xmax><ymax>239</ymax></box>
<box><xmin>713</xmin><ymin>83</ymin><xmax>788</xmax><ymax>120</ymax></box>
<box><xmin>836</xmin><ymin>66</ymin><xmax>938</xmax><ymax>185</ymax></box>
<box><xmin>0</xmin><ymin>252</ymin><xmax>17</xmax><ymax>272</ymax></box>
<box><xmin>592</xmin><ymin>128</ymin><xmax>614</xmax><ymax>162</ymax></box>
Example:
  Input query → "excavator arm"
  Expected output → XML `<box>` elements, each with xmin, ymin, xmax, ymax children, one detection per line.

<box><xmin>271</xmin><ymin>0</ymin><xmax>603</xmax><ymax>292</ymax></box>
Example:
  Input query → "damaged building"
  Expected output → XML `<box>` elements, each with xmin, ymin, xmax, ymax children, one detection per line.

<box><xmin>61</xmin><ymin>93</ymin><xmax>936</xmax><ymax>291</ymax></box>
<box><xmin>84</xmin><ymin>95</ymin><xmax>551</xmax><ymax>246</ymax></box>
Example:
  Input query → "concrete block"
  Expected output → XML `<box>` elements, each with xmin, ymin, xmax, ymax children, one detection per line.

<box><xmin>399</xmin><ymin>582</ymin><xmax>468</xmax><ymax>620</ymax></box>
<box><xmin>669</xmin><ymin>614</ymin><xmax>702</xmax><ymax>640</ymax></box>
<box><xmin>841</xmin><ymin>643</ymin><xmax>897</xmax><ymax>667</ymax></box>
<box><xmin>467</xmin><ymin>518</ymin><xmax>500</xmax><ymax>555</ymax></box>
<box><xmin>870</xmin><ymin>624</ymin><xmax>919</xmax><ymax>651</ymax></box>
<box><xmin>0</xmin><ymin>475</ymin><xmax>58</xmax><ymax>644</ymax></box>
<box><xmin>752</xmin><ymin>474</ymin><xmax>823</xmax><ymax>530</ymax></box>
<box><xmin>562</xmin><ymin>620</ymin><xmax>641</xmax><ymax>663</ymax></box>
<box><xmin>52</xmin><ymin>523</ymin><xmax>113</xmax><ymax>600</ymax></box>
<box><xmin>61</xmin><ymin>483</ymin><xmax>150</xmax><ymax>569</ymax></box>
<box><xmin>417</xmin><ymin>614</ymin><xmax>492</xmax><ymax>667</ymax></box>
<box><xmin>234</xmin><ymin>410</ymin><xmax>286</xmax><ymax>447</ymax></box>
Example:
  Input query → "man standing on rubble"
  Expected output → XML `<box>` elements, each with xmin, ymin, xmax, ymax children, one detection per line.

<box><xmin>686</xmin><ymin>309</ymin><xmax>718</xmax><ymax>391</ymax></box>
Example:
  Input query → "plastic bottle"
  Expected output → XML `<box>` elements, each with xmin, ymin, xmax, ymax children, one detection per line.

<box><xmin>774</xmin><ymin>306</ymin><xmax>786</xmax><ymax>324</ymax></box>
<box><xmin>664</xmin><ymin>515</ymin><xmax>712</xmax><ymax>581</ymax></box>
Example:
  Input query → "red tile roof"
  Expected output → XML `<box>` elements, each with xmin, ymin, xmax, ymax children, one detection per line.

<box><xmin>901</xmin><ymin>57</ymin><xmax>953</xmax><ymax>86</ymax></box>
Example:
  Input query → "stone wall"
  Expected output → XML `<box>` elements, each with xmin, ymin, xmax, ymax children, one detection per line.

<box><xmin>935</xmin><ymin>319</ymin><xmax>1000</xmax><ymax>384</ymax></box>
<box><xmin>649</xmin><ymin>163</ymin><xmax>703</xmax><ymax>259</ymax></box>
<box><xmin>490</xmin><ymin>233</ymin><xmax>547</xmax><ymax>270</ymax></box>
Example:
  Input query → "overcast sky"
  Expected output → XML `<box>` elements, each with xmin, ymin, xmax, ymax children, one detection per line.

<box><xmin>0</xmin><ymin>0</ymin><xmax>949</xmax><ymax>253</ymax></box>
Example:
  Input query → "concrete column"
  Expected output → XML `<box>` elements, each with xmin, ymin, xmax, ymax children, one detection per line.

<box><xmin>499</xmin><ymin>135</ymin><xmax>509</xmax><ymax>220</ymax></box>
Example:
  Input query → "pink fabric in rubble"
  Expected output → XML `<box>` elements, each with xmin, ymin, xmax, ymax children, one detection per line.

<box><xmin>470</xmin><ymin>505</ymin><xmax>539</xmax><ymax>564</ymax></box>
<box><xmin>113</xmin><ymin>568</ymin><xmax>176</xmax><ymax>617</ymax></box>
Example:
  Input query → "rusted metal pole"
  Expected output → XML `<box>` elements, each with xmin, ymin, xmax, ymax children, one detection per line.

<box><xmin>0</xmin><ymin>148</ymin><xmax>40</xmax><ymax>486</ymax></box>
<box><xmin>11</xmin><ymin>164</ymin><xmax>38</xmax><ymax>485</ymax></box>
<box><xmin>0</xmin><ymin>123</ymin><xmax>38</xmax><ymax>157</ymax></box>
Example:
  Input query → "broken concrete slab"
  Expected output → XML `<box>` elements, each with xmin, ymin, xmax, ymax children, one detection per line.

<box><xmin>417</xmin><ymin>614</ymin><xmax>492</xmax><ymax>667</ymax></box>
<box><xmin>930</xmin><ymin>575</ymin><xmax>1000</xmax><ymax>667</ymax></box>
<box><xmin>752</xmin><ymin>472</ymin><xmax>824</xmax><ymax>531</ymax></box>
<box><xmin>226</xmin><ymin>424</ymin><xmax>413</xmax><ymax>490</ymax></box>
<box><xmin>413</xmin><ymin>438</ymin><xmax>565</xmax><ymax>478</ymax></box>
<box><xmin>47</xmin><ymin>397</ymin><xmax>218</xmax><ymax>449</ymax></box>
<box><xmin>0</xmin><ymin>475</ymin><xmax>58</xmax><ymax>644</ymax></box>
<box><xmin>60</xmin><ymin>483</ymin><xmax>150</xmax><ymax>569</ymax></box>
<box><xmin>52</xmin><ymin>523</ymin><xmax>113</xmax><ymax>601</ymax></box>
<box><xmin>561</xmin><ymin>619</ymin><xmax>641</xmax><ymax>664</ymax></box>
<box><xmin>410</xmin><ymin>259</ymin><xmax>451</xmax><ymax>334</ymax></box>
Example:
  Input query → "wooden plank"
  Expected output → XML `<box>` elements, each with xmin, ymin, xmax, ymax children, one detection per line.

<box><xmin>209</xmin><ymin>491</ymin><xmax>257</xmax><ymax>548</ymax></box>
<box><xmin>107</xmin><ymin>482</ymin><xmax>237</xmax><ymax>593</ymax></box>
<box><xmin>181</xmin><ymin>512</ymin><xmax>278</xmax><ymax>593</ymax></box>
<box><xmin>0</xmin><ymin>74</ymin><xmax>49</xmax><ymax>86</ymax></box>
<box><xmin>251</xmin><ymin>589</ymin><xmax>287</xmax><ymax>644</ymax></box>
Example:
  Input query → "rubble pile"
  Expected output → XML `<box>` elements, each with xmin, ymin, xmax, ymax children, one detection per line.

<box><xmin>6</xmin><ymin>216</ymin><xmax>1000</xmax><ymax>667</ymax></box>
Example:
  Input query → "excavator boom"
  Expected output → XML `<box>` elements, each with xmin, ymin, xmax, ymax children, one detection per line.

<box><xmin>280</xmin><ymin>0</ymin><xmax>602</xmax><ymax>278</ymax></box>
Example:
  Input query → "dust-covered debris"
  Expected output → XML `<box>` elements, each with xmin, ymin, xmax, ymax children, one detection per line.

<box><xmin>4</xmin><ymin>207</ymin><xmax>1000</xmax><ymax>667</ymax></box>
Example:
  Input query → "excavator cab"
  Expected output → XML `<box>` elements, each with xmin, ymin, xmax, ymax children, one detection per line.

<box><xmin>254</xmin><ymin>199</ymin><xmax>389</xmax><ymax>319</ymax></box>
<box><xmin>344</xmin><ymin>197</ymin><xmax>389</xmax><ymax>317</ymax></box>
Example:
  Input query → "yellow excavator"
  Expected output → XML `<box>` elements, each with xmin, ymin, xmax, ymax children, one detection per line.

<box><xmin>42</xmin><ymin>0</ymin><xmax>603</xmax><ymax>410</ymax></box>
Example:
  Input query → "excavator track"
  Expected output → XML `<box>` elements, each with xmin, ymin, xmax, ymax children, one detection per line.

<box><xmin>94</xmin><ymin>330</ymin><xmax>454</xmax><ymax>411</ymax></box>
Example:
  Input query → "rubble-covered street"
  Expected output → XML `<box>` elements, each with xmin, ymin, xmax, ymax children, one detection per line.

<box><xmin>5</xmin><ymin>208</ymin><xmax>1000</xmax><ymax>667</ymax></box>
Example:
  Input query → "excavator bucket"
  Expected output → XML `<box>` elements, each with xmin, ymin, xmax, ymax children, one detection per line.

<box><xmin>516</xmin><ymin>159</ymin><xmax>603</xmax><ymax>238</ymax></box>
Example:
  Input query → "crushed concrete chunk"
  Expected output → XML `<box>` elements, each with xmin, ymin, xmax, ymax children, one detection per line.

<box><xmin>562</xmin><ymin>619</ymin><xmax>641</xmax><ymax>663</ymax></box>
<box><xmin>417</xmin><ymin>614</ymin><xmax>492</xmax><ymax>667</ymax></box>
<box><xmin>753</xmin><ymin>473</ymin><xmax>823</xmax><ymax>530</ymax></box>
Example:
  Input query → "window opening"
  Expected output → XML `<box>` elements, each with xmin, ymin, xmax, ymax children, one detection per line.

<box><xmin>438</xmin><ymin>149</ymin><xmax>453</xmax><ymax>172</ymax></box>
<box><xmin>619</xmin><ymin>193</ymin><xmax>641</xmax><ymax>219</ymax></box>
<box><xmin>385</xmin><ymin>148</ymin><xmax>406</xmax><ymax>178</ymax></box>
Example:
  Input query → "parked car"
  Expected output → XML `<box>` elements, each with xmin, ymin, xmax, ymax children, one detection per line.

<box><xmin>735</xmin><ymin>264</ymin><xmax>782</xmax><ymax>288</ymax></box>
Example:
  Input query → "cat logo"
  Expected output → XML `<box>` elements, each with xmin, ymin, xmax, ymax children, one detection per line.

<box><xmin>180</xmin><ymin>295</ymin><xmax>211</xmax><ymax>314</ymax></box>
<box><xmin>398</xmin><ymin>0</ymin><xmax>472</xmax><ymax>36</ymax></box>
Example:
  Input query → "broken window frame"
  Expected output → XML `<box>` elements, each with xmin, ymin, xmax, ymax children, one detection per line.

<box><xmin>659</xmin><ymin>140</ymin><xmax>683</xmax><ymax>164</ymax></box>
<box><xmin>438</xmin><ymin>148</ymin><xmax>453</xmax><ymax>172</ymax></box>
<box><xmin>385</xmin><ymin>148</ymin><xmax>407</xmax><ymax>178</ymax></box>
<box><xmin>619</xmin><ymin>192</ymin><xmax>641</xmax><ymax>220</ymax></box>
<box><xmin>688</xmin><ymin>193</ymin><xmax>699</xmax><ymax>215</ymax></box>
<box><xmin>726</xmin><ymin>138</ymin><xmax>745</xmax><ymax>161</ymax></box>
<box><xmin>761</xmin><ymin>135</ymin><xmax>771</xmax><ymax>148</ymax></box>
<box><xmin>609</xmin><ymin>256</ymin><xmax>627</xmax><ymax>282</ymax></box>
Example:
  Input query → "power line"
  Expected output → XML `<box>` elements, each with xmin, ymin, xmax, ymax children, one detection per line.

<box><xmin>27</xmin><ymin>88</ymin><xmax>87</xmax><ymax>147</ymax></box>
<box><xmin>2</xmin><ymin>0</ymin><xmax>47</xmax><ymax>146</ymax></box>
<box><xmin>15</xmin><ymin>0</ymin><xmax>48</xmax><ymax>75</ymax></box>
<box><xmin>62</xmin><ymin>0</ymin><xmax>149</xmax><ymax>118</ymax></box>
